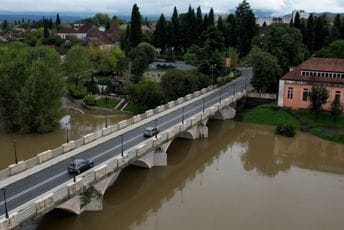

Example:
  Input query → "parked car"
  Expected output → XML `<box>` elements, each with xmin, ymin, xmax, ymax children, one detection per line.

<box><xmin>143</xmin><ymin>127</ymin><xmax>160</xmax><ymax>137</ymax></box>
<box><xmin>67</xmin><ymin>158</ymin><xmax>94</xmax><ymax>174</ymax></box>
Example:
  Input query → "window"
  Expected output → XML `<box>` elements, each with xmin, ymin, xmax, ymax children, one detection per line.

<box><xmin>287</xmin><ymin>87</ymin><xmax>294</xmax><ymax>99</ymax></box>
<box><xmin>321</xmin><ymin>72</ymin><xmax>325</xmax><ymax>77</ymax></box>
<box><xmin>335</xmin><ymin>91</ymin><xmax>341</xmax><ymax>101</ymax></box>
<box><xmin>303</xmin><ymin>88</ymin><xmax>308</xmax><ymax>101</ymax></box>
<box><xmin>326</xmin><ymin>73</ymin><xmax>329</xmax><ymax>77</ymax></box>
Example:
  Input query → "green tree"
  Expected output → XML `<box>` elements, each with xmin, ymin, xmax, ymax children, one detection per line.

<box><xmin>65</xmin><ymin>46</ymin><xmax>91</xmax><ymax>87</ymax></box>
<box><xmin>314</xmin><ymin>15</ymin><xmax>329</xmax><ymax>51</ymax></box>
<box><xmin>330</xmin><ymin>97</ymin><xmax>343</xmax><ymax>125</ymax></box>
<box><xmin>130</xmin><ymin>79</ymin><xmax>164</xmax><ymax>111</ymax></box>
<box><xmin>208</xmin><ymin>8</ymin><xmax>215</xmax><ymax>26</ymax></box>
<box><xmin>131</xmin><ymin>42</ymin><xmax>156</xmax><ymax>83</ymax></box>
<box><xmin>329</xmin><ymin>14</ymin><xmax>342</xmax><ymax>41</ymax></box>
<box><xmin>293</xmin><ymin>12</ymin><xmax>301</xmax><ymax>30</ymax></box>
<box><xmin>0</xmin><ymin>43</ymin><xmax>63</xmax><ymax>133</ymax></box>
<box><xmin>308</xmin><ymin>86</ymin><xmax>329</xmax><ymax>118</ymax></box>
<box><xmin>56</xmin><ymin>13</ymin><xmax>61</xmax><ymax>27</ymax></box>
<box><xmin>227</xmin><ymin>47</ymin><xmax>238</xmax><ymax>69</ymax></box>
<box><xmin>153</xmin><ymin>14</ymin><xmax>168</xmax><ymax>53</ymax></box>
<box><xmin>315</xmin><ymin>39</ymin><xmax>344</xmax><ymax>58</ymax></box>
<box><xmin>226</xmin><ymin>14</ymin><xmax>237</xmax><ymax>47</ymax></box>
<box><xmin>246</xmin><ymin>46</ymin><xmax>282</xmax><ymax>93</ymax></box>
<box><xmin>306</xmin><ymin>14</ymin><xmax>315</xmax><ymax>52</ymax></box>
<box><xmin>43</xmin><ymin>18</ymin><xmax>49</xmax><ymax>39</ymax></box>
<box><xmin>235</xmin><ymin>0</ymin><xmax>257</xmax><ymax>57</ymax></box>
<box><xmin>253</xmin><ymin>24</ymin><xmax>308</xmax><ymax>74</ymax></box>
<box><xmin>1</xmin><ymin>19</ymin><xmax>11</xmax><ymax>34</ymax></box>
<box><xmin>171</xmin><ymin>7</ymin><xmax>182</xmax><ymax>54</ymax></box>
<box><xmin>129</xmin><ymin>4</ymin><xmax>142</xmax><ymax>47</ymax></box>
<box><xmin>195</xmin><ymin>6</ymin><xmax>203</xmax><ymax>41</ymax></box>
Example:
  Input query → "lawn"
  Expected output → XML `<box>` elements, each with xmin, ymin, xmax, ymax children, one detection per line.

<box><xmin>242</xmin><ymin>104</ymin><xmax>300</xmax><ymax>129</ymax></box>
<box><xmin>294</xmin><ymin>109</ymin><xmax>344</xmax><ymax>128</ymax></box>
<box><xmin>123</xmin><ymin>102</ymin><xmax>147</xmax><ymax>114</ymax></box>
<box><xmin>96</xmin><ymin>98</ymin><xmax>121</xmax><ymax>109</ymax></box>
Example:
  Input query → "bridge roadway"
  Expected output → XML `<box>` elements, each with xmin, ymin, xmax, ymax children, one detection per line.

<box><xmin>0</xmin><ymin>69</ymin><xmax>252</xmax><ymax>217</ymax></box>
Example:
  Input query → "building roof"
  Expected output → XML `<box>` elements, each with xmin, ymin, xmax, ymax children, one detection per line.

<box><xmin>300</xmin><ymin>57</ymin><xmax>344</xmax><ymax>72</ymax></box>
<box><xmin>281</xmin><ymin>57</ymin><xmax>344</xmax><ymax>84</ymax></box>
<box><xmin>58</xmin><ymin>24</ymin><xmax>97</xmax><ymax>34</ymax></box>
<box><xmin>147</xmin><ymin>61</ymin><xmax>197</xmax><ymax>71</ymax></box>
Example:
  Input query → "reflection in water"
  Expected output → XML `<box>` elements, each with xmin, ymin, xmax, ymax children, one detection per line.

<box><xmin>38</xmin><ymin>121</ymin><xmax>344</xmax><ymax>230</ymax></box>
<box><xmin>0</xmin><ymin>109</ymin><xmax>131</xmax><ymax>169</ymax></box>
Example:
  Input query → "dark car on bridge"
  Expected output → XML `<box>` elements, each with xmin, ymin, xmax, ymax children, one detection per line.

<box><xmin>67</xmin><ymin>158</ymin><xmax>94</xmax><ymax>174</ymax></box>
<box><xmin>143</xmin><ymin>127</ymin><xmax>159</xmax><ymax>137</ymax></box>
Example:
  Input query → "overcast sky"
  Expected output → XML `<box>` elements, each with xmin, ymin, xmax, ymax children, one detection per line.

<box><xmin>1</xmin><ymin>0</ymin><xmax>344</xmax><ymax>16</ymax></box>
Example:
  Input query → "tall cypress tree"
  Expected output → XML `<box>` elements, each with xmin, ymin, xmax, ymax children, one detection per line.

<box><xmin>226</xmin><ymin>14</ymin><xmax>237</xmax><ymax>47</ymax></box>
<box><xmin>314</xmin><ymin>15</ymin><xmax>329</xmax><ymax>51</ymax></box>
<box><xmin>331</xmin><ymin>14</ymin><xmax>342</xmax><ymax>39</ymax></box>
<box><xmin>43</xmin><ymin>19</ymin><xmax>49</xmax><ymax>39</ymax></box>
<box><xmin>203</xmin><ymin>14</ymin><xmax>209</xmax><ymax>32</ymax></box>
<box><xmin>56</xmin><ymin>13</ymin><xmax>61</xmax><ymax>27</ymax></box>
<box><xmin>196</xmin><ymin>6</ymin><xmax>203</xmax><ymax>40</ymax></box>
<box><xmin>129</xmin><ymin>4</ymin><xmax>142</xmax><ymax>47</ymax></box>
<box><xmin>171</xmin><ymin>7</ymin><xmax>181</xmax><ymax>54</ymax></box>
<box><xmin>153</xmin><ymin>14</ymin><xmax>168</xmax><ymax>53</ymax></box>
<box><xmin>217</xmin><ymin>16</ymin><xmax>225</xmax><ymax>34</ymax></box>
<box><xmin>235</xmin><ymin>0</ymin><xmax>257</xmax><ymax>57</ymax></box>
<box><xmin>294</xmin><ymin>12</ymin><xmax>301</xmax><ymax>30</ymax></box>
<box><xmin>306</xmin><ymin>13</ymin><xmax>315</xmax><ymax>52</ymax></box>
<box><xmin>208</xmin><ymin>8</ymin><xmax>215</xmax><ymax>26</ymax></box>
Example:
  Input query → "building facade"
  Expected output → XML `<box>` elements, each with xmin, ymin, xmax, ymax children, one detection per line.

<box><xmin>278</xmin><ymin>57</ymin><xmax>344</xmax><ymax>110</ymax></box>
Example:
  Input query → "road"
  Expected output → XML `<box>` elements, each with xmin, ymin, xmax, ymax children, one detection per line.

<box><xmin>0</xmin><ymin>69</ymin><xmax>252</xmax><ymax>216</ymax></box>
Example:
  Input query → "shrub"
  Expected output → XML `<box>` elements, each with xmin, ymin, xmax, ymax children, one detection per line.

<box><xmin>68</xmin><ymin>85</ymin><xmax>87</xmax><ymax>99</ymax></box>
<box><xmin>276</xmin><ymin>124</ymin><xmax>296</xmax><ymax>137</ymax></box>
<box><xmin>83</xmin><ymin>94</ymin><xmax>96</xmax><ymax>106</ymax></box>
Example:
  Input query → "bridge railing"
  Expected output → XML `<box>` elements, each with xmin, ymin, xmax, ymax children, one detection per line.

<box><xmin>0</xmin><ymin>85</ymin><xmax>218</xmax><ymax>182</ymax></box>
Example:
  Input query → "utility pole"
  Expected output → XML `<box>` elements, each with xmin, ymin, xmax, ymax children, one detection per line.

<box><xmin>1</xmin><ymin>188</ymin><xmax>9</xmax><ymax>219</ymax></box>
<box><xmin>12</xmin><ymin>139</ymin><xmax>18</xmax><ymax>164</ymax></box>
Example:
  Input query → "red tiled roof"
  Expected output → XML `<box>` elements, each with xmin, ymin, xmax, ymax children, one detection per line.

<box><xmin>58</xmin><ymin>24</ymin><xmax>97</xmax><ymax>34</ymax></box>
<box><xmin>301</xmin><ymin>57</ymin><xmax>344</xmax><ymax>72</ymax></box>
<box><xmin>281</xmin><ymin>57</ymin><xmax>344</xmax><ymax>85</ymax></box>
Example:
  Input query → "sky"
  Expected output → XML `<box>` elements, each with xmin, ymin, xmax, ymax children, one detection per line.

<box><xmin>1</xmin><ymin>0</ymin><xmax>344</xmax><ymax>16</ymax></box>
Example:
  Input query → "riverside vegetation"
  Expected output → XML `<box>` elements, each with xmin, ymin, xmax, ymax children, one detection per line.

<box><xmin>242</xmin><ymin>104</ymin><xmax>344</xmax><ymax>143</ymax></box>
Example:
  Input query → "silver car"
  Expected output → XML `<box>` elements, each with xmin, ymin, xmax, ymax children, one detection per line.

<box><xmin>143</xmin><ymin>127</ymin><xmax>159</xmax><ymax>137</ymax></box>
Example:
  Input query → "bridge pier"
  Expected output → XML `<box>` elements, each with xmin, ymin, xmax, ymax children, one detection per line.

<box><xmin>178</xmin><ymin>119</ymin><xmax>209</xmax><ymax>140</ymax></box>
<box><xmin>212</xmin><ymin>105</ymin><xmax>236</xmax><ymax>120</ymax></box>
<box><xmin>57</xmin><ymin>171</ymin><xmax>121</xmax><ymax>215</ymax></box>
<box><xmin>131</xmin><ymin>140</ymin><xmax>172</xmax><ymax>169</ymax></box>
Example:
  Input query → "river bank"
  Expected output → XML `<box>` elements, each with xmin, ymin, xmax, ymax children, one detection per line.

<box><xmin>239</xmin><ymin>103</ymin><xmax>344</xmax><ymax>144</ymax></box>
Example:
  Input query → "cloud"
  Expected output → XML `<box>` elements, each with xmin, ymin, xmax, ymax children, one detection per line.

<box><xmin>0</xmin><ymin>0</ymin><xmax>343</xmax><ymax>15</ymax></box>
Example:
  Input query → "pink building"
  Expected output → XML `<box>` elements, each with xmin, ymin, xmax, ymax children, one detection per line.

<box><xmin>278</xmin><ymin>57</ymin><xmax>344</xmax><ymax>110</ymax></box>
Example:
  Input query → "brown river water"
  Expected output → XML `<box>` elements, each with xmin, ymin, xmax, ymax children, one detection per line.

<box><xmin>29</xmin><ymin>119</ymin><xmax>344</xmax><ymax>230</ymax></box>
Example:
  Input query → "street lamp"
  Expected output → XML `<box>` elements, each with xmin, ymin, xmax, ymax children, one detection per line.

<box><xmin>1</xmin><ymin>188</ymin><xmax>9</xmax><ymax>219</ymax></box>
<box><xmin>104</xmin><ymin>96</ymin><xmax>108</xmax><ymax>128</ymax></box>
<box><xmin>233</xmin><ymin>82</ymin><xmax>236</xmax><ymax>95</ymax></box>
<box><xmin>65</xmin><ymin>123</ymin><xmax>69</xmax><ymax>143</ymax></box>
<box><xmin>120</xmin><ymin>134</ymin><xmax>124</xmax><ymax>156</ymax></box>
<box><xmin>210</xmin><ymin>64</ymin><xmax>217</xmax><ymax>86</ymax></box>
<box><xmin>155</xmin><ymin>119</ymin><xmax>158</xmax><ymax>138</ymax></box>
<box><xmin>202</xmin><ymin>97</ymin><xmax>205</xmax><ymax>113</ymax></box>
<box><xmin>12</xmin><ymin>139</ymin><xmax>18</xmax><ymax>164</ymax></box>
<box><xmin>182</xmin><ymin>107</ymin><xmax>185</xmax><ymax>124</ymax></box>
<box><xmin>219</xmin><ymin>89</ymin><xmax>222</xmax><ymax>103</ymax></box>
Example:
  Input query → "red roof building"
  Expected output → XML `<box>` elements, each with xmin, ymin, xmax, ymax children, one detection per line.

<box><xmin>278</xmin><ymin>57</ymin><xmax>344</xmax><ymax>110</ymax></box>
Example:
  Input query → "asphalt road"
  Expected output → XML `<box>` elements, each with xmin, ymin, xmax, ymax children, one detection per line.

<box><xmin>0</xmin><ymin>68</ymin><xmax>252</xmax><ymax>216</ymax></box>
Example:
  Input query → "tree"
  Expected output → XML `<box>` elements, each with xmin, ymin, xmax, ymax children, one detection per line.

<box><xmin>314</xmin><ymin>15</ymin><xmax>329</xmax><ymax>51</ymax></box>
<box><xmin>329</xmin><ymin>14</ymin><xmax>342</xmax><ymax>41</ymax></box>
<box><xmin>43</xmin><ymin>19</ymin><xmax>49</xmax><ymax>39</ymax></box>
<box><xmin>65</xmin><ymin>46</ymin><xmax>91</xmax><ymax>87</ymax></box>
<box><xmin>330</xmin><ymin>97</ymin><xmax>343</xmax><ymax>125</ymax></box>
<box><xmin>226</xmin><ymin>14</ymin><xmax>237</xmax><ymax>47</ymax></box>
<box><xmin>129</xmin><ymin>4</ymin><xmax>142</xmax><ymax>47</ymax></box>
<box><xmin>293</xmin><ymin>12</ymin><xmax>301</xmax><ymax>30</ymax></box>
<box><xmin>227</xmin><ymin>47</ymin><xmax>238</xmax><ymax>69</ymax></box>
<box><xmin>306</xmin><ymin>14</ymin><xmax>315</xmax><ymax>52</ymax></box>
<box><xmin>130</xmin><ymin>79</ymin><xmax>164</xmax><ymax>111</ymax></box>
<box><xmin>0</xmin><ymin>43</ymin><xmax>64</xmax><ymax>133</ymax></box>
<box><xmin>171</xmin><ymin>7</ymin><xmax>181</xmax><ymax>54</ymax></box>
<box><xmin>195</xmin><ymin>6</ymin><xmax>203</xmax><ymax>41</ymax></box>
<box><xmin>208</xmin><ymin>8</ymin><xmax>215</xmax><ymax>26</ymax></box>
<box><xmin>315</xmin><ymin>39</ymin><xmax>344</xmax><ymax>58</ymax></box>
<box><xmin>153</xmin><ymin>14</ymin><xmax>168</xmax><ymax>53</ymax></box>
<box><xmin>56</xmin><ymin>13</ymin><xmax>61</xmax><ymax>27</ymax></box>
<box><xmin>235</xmin><ymin>0</ymin><xmax>257</xmax><ymax>57</ymax></box>
<box><xmin>1</xmin><ymin>19</ymin><xmax>11</xmax><ymax>34</ymax></box>
<box><xmin>131</xmin><ymin>42</ymin><xmax>156</xmax><ymax>83</ymax></box>
<box><xmin>246</xmin><ymin>46</ymin><xmax>282</xmax><ymax>92</ymax></box>
<box><xmin>308</xmin><ymin>86</ymin><xmax>329</xmax><ymax>118</ymax></box>
<box><xmin>253</xmin><ymin>24</ymin><xmax>308</xmax><ymax>74</ymax></box>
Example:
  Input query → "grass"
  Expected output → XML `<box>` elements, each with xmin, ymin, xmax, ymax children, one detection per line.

<box><xmin>96</xmin><ymin>98</ymin><xmax>120</xmax><ymax>109</ymax></box>
<box><xmin>123</xmin><ymin>102</ymin><xmax>147</xmax><ymax>114</ymax></box>
<box><xmin>241</xmin><ymin>104</ymin><xmax>300</xmax><ymax>129</ymax></box>
<box><xmin>294</xmin><ymin>109</ymin><xmax>344</xmax><ymax>128</ymax></box>
<box><xmin>241</xmin><ymin>104</ymin><xmax>344</xmax><ymax>144</ymax></box>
